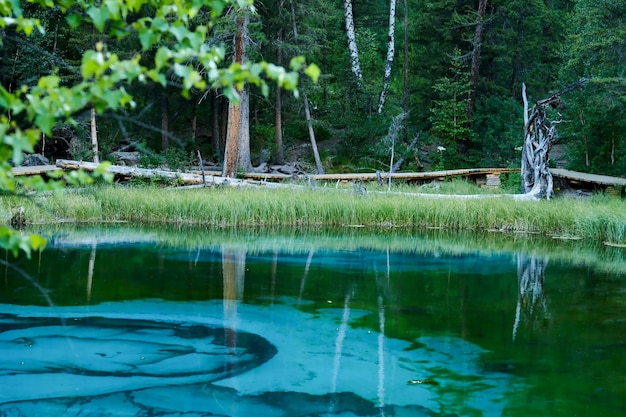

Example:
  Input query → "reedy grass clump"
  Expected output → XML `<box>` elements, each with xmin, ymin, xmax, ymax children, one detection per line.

<box><xmin>3</xmin><ymin>184</ymin><xmax>625</xmax><ymax>243</ymax></box>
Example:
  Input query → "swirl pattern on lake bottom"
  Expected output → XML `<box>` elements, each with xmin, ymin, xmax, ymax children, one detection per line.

<box><xmin>0</xmin><ymin>316</ymin><xmax>275</xmax><ymax>380</ymax></box>
<box><xmin>0</xmin><ymin>300</ymin><xmax>516</xmax><ymax>416</ymax></box>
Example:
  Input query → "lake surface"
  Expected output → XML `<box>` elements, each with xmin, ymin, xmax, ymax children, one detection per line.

<box><xmin>1</xmin><ymin>226</ymin><xmax>625</xmax><ymax>416</ymax></box>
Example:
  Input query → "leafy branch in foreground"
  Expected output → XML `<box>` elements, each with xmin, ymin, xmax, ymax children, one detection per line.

<box><xmin>0</xmin><ymin>0</ymin><xmax>319</xmax><ymax>256</ymax></box>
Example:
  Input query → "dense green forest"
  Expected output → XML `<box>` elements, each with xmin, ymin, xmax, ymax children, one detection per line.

<box><xmin>1</xmin><ymin>0</ymin><xmax>624</xmax><ymax>176</ymax></box>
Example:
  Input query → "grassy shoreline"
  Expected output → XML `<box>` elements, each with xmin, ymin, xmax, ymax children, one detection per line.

<box><xmin>2</xmin><ymin>183</ymin><xmax>626</xmax><ymax>244</ymax></box>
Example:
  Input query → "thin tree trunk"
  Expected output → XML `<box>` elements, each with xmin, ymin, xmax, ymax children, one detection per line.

<box><xmin>290</xmin><ymin>0</ymin><xmax>324</xmax><ymax>174</ymax></box>
<box><xmin>212</xmin><ymin>91</ymin><xmax>221</xmax><ymax>160</ymax></box>
<box><xmin>275</xmin><ymin>86</ymin><xmax>284</xmax><ymax>164</ymax></box>
<box><xmin>161</xmin><ymin>88</ymin><xmax>169</xmax><ymax>150</ymax></box>
<box><xmin>90</xmin><ymin>106</ymin><xmax>99</xmax><ymax>163</ymax></box>
<box><xmin>275</xmin><ymin>5</ymin><xmax>285</xmax><ymax>165</ymax></box>
<box><xmin>343</xmin><ymin>0</ymin><xmax>364</xmax><ymax>88</ymax></box>
<box><xmin>237</xmin><ymin>83</ymin><xmax>252</xmax><ymax>172</ymax></box>
<box><xmin>303</xmin><ymin>91</ymin><xmax>324</xmax><ymax>174</ymax></box>
<box><xmin>467</xmin><ymin>0</ymin><xmax>487</xmax><ymax>119</ymax></box>
<box><xmin>578</xmin><ymin>109</ymin><xmax>589</xmax><ymax>167</ymax></box>
<box><xmin>377</xmin><ymin>0</ymin><xmax>397</xmax><ymax>114</ymax></box>
<box><xmin>403</xmin><ymin>0</ymin><xmax>409</xmax><ymax>132</ymax></box>
<box><xmin>191</xmin><ymin>99</ymin><xmax>198</xmax><ymax>142</ymax></box>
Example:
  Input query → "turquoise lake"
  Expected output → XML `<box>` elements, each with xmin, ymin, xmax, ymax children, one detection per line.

<box><xmin>1</xmin><ymin>226</ymin><xmax>625</xmax><ymax>416</ymax></box>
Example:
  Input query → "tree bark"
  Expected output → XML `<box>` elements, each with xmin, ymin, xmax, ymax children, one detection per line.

<box><xmin>290</xmin><ymin>0</ymin><xmax>324</xmax><ymax>174</ymax></box>
<box><xmin>223</xmin><ymin>100</ymin><xmax>242</xmax><ymax>178</ymax></box>
<box><xmin>222</xmin><ymin>7</ymin><xmax>249</xmax><ymax>178</ymax></box>
<box><xmin>237</xmin><ymin>83</ymin><xmax>252</xmax><ymax>172</ymax></box>
<box><xmin>275</xmin><ymin>86</ymin><xmax>285</xmax><ymax>164</ymax></box>
<box><xmin>191</xmin><ymin>99</ymin><xmax>198</xmax><ymax>142</ymax></box>
<box><xmin>521</xmin><ymin>83</ymin><xmax>554</xmax><ymax>198</ymax></box>
<box><xmin>467</xmin><ymin>0</ymin><xmax>487</xmax><ymax>120</ymax></box>
<box><xmin>161</xmin><ymin>88</ymin><xmax>169</xmax><ymax>150</ymax></box>
<box><xmin>212</xmin><ymin>91</ymin><xmax>221</xmax><ymax>160</ymax></box>
<box><xmin>521</xmin><ymin>78</ymin><xmax>590</xmax><ymax>198</ymax></box>
<box><xmin>303</xmin><ymin>91</ymin><xmax>324</xmax><ymax>174</ymax></box>
<box><xmin>343</xmin><ymin>0</ymin><xmax>364</xmax><ymax>88</ymax></box>
<box><xmin>403</xmin><ymin>0</ymin><xmax>409</xmax><ymax>132</ymax></box>
<box><xmin>90</xmin><ymin>106</ymin><xmax>99</xmax><ymax>164</ymax></box>
<box><xmin>274</xmin><ymin>3</ymin><xmax>285</xmax><ymax>165</ymax></box>
<box><xmin>377</xmin><ymin>0</ymin><xmax>397</xmax><ymax>114</ymax></box>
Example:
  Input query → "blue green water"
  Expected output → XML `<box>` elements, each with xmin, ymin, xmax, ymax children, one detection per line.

<box><xmin>1</xmin><ymin>226</ymin><xmax>625</xmax><ymax>416</ymax></box>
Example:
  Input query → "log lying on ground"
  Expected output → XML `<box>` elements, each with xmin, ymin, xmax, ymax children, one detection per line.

<box><xmin>55</xmin><ymin>159</ymin><xmax>286</xmax><ymax>188</ymax></box>
<box><xmin>56</xmin><ymin>159</ymin><xmax>540</xmax><ymax>200</ymax></box>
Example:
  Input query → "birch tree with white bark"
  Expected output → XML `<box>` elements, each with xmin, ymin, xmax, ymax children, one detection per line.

<box><xmin>377</xmin><ymin>0</ymin><xmax>397</xmax><ymax>114</ymax></box>
<box><xmin>343</xmin><ymin>0</ymin><xmax>364</xmax><ymax>88</ymax></box>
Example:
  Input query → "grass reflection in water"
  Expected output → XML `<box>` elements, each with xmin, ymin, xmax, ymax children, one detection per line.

<box><xmin>1</xmin><ymin>225</ymin><xmax>625</xmax><ymax>417</ymax></box>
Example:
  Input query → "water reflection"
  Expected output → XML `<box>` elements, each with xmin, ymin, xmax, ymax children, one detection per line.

<box><xmin>2</xmin><ymin>226</ymin><xmax>626</xmax><ymax>416</ymax></box>
<box><xmin>513</xmin><ymin>254</ymin><xmax>550</xmax><ymax>341</ymax></box>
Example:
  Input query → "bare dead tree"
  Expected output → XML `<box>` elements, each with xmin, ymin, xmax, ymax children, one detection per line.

<box><xmin>521</xmin><ymin>77</ymin><xmax>590</xmax><ymax>198</ymax></box>
<box><xmin>290</xmin><ymin>0</ymin><xmax>324</xmax><ymax>174</ymax></box>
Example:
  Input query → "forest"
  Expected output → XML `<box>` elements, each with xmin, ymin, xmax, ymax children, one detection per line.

<box><xmin>1</xmin><ymin>0</ymin><xmax>625</xmax><ymax>177</ymax></box>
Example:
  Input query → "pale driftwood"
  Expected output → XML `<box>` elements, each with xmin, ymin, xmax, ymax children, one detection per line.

<box><xmin>55</xmin><ymin>159</ymin><xmax>285</xmax><ymax>188</ymax></box>
<box><xmin>234</xmin><ymin>167</ymin><xmax>520</xmax><ymax>182</ymax></box>
<box><xmin>55</xmin><ymin>159</ymin><xmax>537</xmax><ymax>199</ymax></box>
<box><xmin>391</xmin><ymin>133</ymin><xmax>422</xmax><ymax>173</ymax></box>
<box><xmin>367</xmin><ymin>189</ymin><xmax>539</xmax><ymax>201</ymax></box>
<box><xmin>521</xmin><ymin>77</ymin><xmax>590</xmax><ymax>199</ymax></box>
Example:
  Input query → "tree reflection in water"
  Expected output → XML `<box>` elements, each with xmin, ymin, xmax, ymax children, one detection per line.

<box><xmin>512</xmin><ymin>254</ymin><xmax>550</xmax><ymax>341</ymax></box>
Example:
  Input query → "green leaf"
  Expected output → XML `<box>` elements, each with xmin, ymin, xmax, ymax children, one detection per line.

<box><xmin>283</xmin><ymin>72</ymin><xmax>299</xmax><ymax>90</ymax></box>
<box><xmin>289</xmin><ymin>56</ymin><xmax>305</xmax><ymax>71</ymax></box>
<box><xmin>35</xmin><ymin>113</ymin><xmax>56</xmax><ymax>135</ymax></box>
<box><xmin>169</xmin><ymin>23</ymin><xmax>188</xmax><ymax>42</ymax></box>
<box><xmin>304</xmin><ymin>63</ymin><xmax>321</xmax><ymax>83</ymax></box>
<box><xmin>137</xmin><ymin>24</ymin><xmax>158</xmax><ymax>50</ymax></box>
<box><xmin>28</xmin><ymin>234</ymin><xmax>47</xmax><ymax>252</ymax></box>
<box><xmin>87</xmin><ymin>6</ymin><xmax>110</xmax><ymax>32</ymax></box>
<box><xmin>66</xmin><ymin>13</ymin><xmax>81</xmax><ymax>29</ymax></box>
<box><xmin>155</xmin><ymin>47</ymin><xmax>171</xmax><ymax>70</ymax></box>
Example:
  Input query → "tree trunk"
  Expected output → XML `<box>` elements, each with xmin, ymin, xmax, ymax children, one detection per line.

<box><xmin>212</xmin><ymin>91</ymin><xmax>221</xmax><ymax>160</ymax></box>
<box><xmin>191</xmin><ymin>99</ymin><xmax>198</xmax><ymax>142</ymax></box>
<box><xmin>467</xmin><ymin>0</ymin><xmax>487</xmax><ymax>120</ymax></box>
<box><xmin>521</xmin><ymin>83</ymin><xmax>555</xmax><ymax>198</ymax></box>
<box><xmin>520</xmin><ymin>78</ymin><xmax>590</xmax><ymax>198</ymax></box>
<box><xmin>377</xmin><ymin>0</ymin><xmax>397</xmax><ymax>114</ymax></box>
<box><xmin>275</xmin><ymin>4</ymin><xmax>285</xmax><ymax>165</ymax></box>
<box><xmin>275</xmin><ymin>86</ymin><xmax>285</xmax><ymax>164</ymax></box>
<box><xmin>290</xmin><ymin>0</ymin><xmax>324</xmax><ymax>174</ymax></box>
<box><xmin>161</xmin><ymin>88</ymin><xmax>169</xmax><ymax>150</ymax></box>
<box><xmin>222</xmin><ymin>7</ymin><xmax>249</xmax><ymax>178</ymax></box>
<box><xmin>223</xmin><ymin>100</ymin><xmax>242</xmax><ymax>178</ymax></box>
<box><xmin>343</xmin><ymin>0</ymin><xmax>364</xmax><ymax>88</ymax></box>
<box><xmin>237</xmin><ymin>84</ymin><xmax>252</xmax><ymax>172</ymax></box>
<box><xmin>403</xmin><ymin>0</ymin><xmax>409</xmax><ymax>135</ymax></box>
<box><xmin>303</xmin><ymin>91</ymin><xmax>324</xmax><ymax>174</ymax></box>
<box><xmin>90</xmin><ymin>106</ymin><xmax>99</xmax><ymax>164</ymax></box>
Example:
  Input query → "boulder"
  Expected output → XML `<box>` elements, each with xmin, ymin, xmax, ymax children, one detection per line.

<box><xmin>21</xmin><ymin>153</ymin><xmax>50</xmax><ymax>167</ymax></box>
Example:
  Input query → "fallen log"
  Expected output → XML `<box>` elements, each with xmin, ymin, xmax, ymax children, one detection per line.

<box><xmin>55</xmin><ymin>159</ymin><xmax>285</xmax><ymax>188</ymax></box>
<box><xmin>56</xmin><ymin>159</ymin><xmax>539</xmax><ymax>200</ymax></box>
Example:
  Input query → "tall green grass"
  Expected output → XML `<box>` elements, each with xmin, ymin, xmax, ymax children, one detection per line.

<box><xmin>3</xmin><ymin>184</ymin><xmax>625</xmax><ymax>243</ymax></box>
